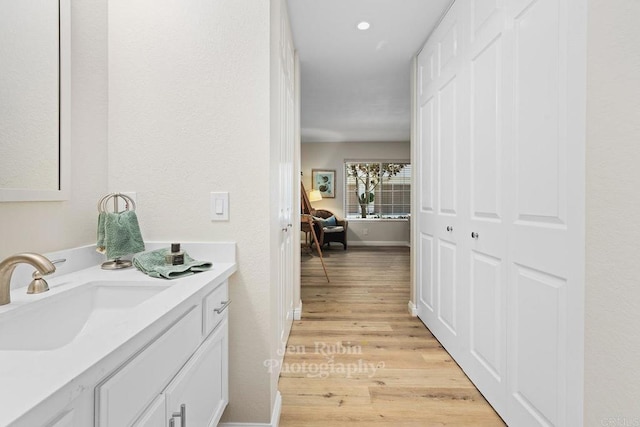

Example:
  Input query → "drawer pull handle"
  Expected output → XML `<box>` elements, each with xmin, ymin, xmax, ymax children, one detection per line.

<box><xmin>214</xmin><ymin>300</ymin><xmax>231</xmax><ymax>314</ymax></box>
<box><xmin>170</xmin><ymin>403</ymin><xmax>186</xmax><ymax>427</ymax></box>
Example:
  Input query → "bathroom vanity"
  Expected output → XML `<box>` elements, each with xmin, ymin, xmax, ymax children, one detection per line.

<box><xmin>0</xmin><ymin>242</ymin><xmax>236</xmax><ymax>427</ymax></box>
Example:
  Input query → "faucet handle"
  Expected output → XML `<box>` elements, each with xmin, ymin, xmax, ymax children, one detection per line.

<box><xmin>50</xmin><ymin>259</ymin><xmax>67</xmax><ymax>269</ymax></box>
<box><xmin>27</xmin><ymin>258</ymin><xmax>66</xmax><ymax>295</ymax></box>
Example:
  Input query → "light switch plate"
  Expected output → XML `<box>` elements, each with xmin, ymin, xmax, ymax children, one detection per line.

<box><xmin>210</xmin><ymin>192</ymin><xmax>229</xmax><ymax>221</ymax></box>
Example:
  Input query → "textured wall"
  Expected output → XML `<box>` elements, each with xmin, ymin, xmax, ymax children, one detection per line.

<box><xmin>585</xmin><ymin>0</ymin><xmax>640</xmax><ymax>423</ymax></box>
<box><xmin>107</xmin><ymin>0</ymin><xmax>274</xmax><ymax>422</ymax></box>
<box><xmin>0</xmin><ymin>0</ymin><xmax>108</xmax><ymax>261</ymax></box>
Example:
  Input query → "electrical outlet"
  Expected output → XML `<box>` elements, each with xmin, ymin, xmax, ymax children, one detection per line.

<box><xmin>363</xmin><ymin>228</ymin><xmax>369</xmax><ymax>236</ymax></box>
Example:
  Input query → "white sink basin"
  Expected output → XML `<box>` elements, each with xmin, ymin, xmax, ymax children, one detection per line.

<box><xmin>0</xmin><ymin>282</ymin><xmax>170</xmax><ymax>351</ymax></box>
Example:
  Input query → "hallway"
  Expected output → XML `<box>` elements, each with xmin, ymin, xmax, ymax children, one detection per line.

<box><xmin>279</xmin><ymin>246</ymin><xmax>505</xmax><ymax>426</ymax></box>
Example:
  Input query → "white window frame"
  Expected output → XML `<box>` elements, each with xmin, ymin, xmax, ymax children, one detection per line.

<box><xmin>343</xmin><ymin>160</ymin><xmax>411</xmax><ymax>220</ymax></box>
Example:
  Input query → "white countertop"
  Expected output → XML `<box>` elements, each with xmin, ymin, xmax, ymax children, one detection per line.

<box><xmin>0</xmin><ymin>242</ymin><xmax>236</xmax><ymax>426</ymax></box>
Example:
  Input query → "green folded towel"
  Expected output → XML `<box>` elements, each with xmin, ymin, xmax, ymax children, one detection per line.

<box><xmin>96</xmin><ymin>210</ymin><xmax>145</xmax><ymax>259</ymax></box>
<box><xmin>132</xmin><ymin>248</ymin><xmax>212</xmax><ymax>280</ymax></box>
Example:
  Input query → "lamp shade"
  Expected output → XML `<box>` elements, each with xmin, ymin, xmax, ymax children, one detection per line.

<box><xmin>308</xmin><ymin>189</ymin><xmax>323</xmax><ymax>202</ymax></box>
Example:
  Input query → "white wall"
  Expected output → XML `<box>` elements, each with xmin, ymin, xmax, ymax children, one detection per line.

<box><xmin>301</xmin><ymin>141</ymin><xmax>411</xmax><ymax>245</ymax></box>
<box><xmin>0</xmin><ymin>0</ymin><xmax>108</xmax><ymax>261</ymax></box>
<box><xmin>585</xmin><ymin>0</ymin><xmax>640</xmax><ymax>423</ymax></box>
<box><xmin>347</xmin><ymin>220</ymin><xmax>410</xmax><ymax>246</ymax></box>
<box><xmin>107</xmin><ymin>0</ymin><xmax>275</xmax><ymax>422</ymax></box>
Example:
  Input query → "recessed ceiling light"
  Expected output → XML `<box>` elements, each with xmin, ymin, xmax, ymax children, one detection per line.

<box><xmin>357</xmin><ymin>21</ymin><xmax>370</xmax><ymax>31</ymax></box>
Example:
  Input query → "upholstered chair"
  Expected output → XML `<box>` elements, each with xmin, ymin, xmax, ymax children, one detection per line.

<box><xmin>311</xmin><ymin>209</ymin><xmax>348</xmax><ymax>250</ymax></box>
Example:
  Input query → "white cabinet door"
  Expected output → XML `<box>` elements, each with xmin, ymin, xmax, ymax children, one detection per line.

<box><xmin>164</xmin><ymin>318</ymin><xmax>228</xmax><ymax>427</ymax></box>
<box><xmin>96</xmin><ymin>307</ymin><xmax>201</xmax><ymax>427</ymax></box>
<box><xmin>133</xmin><ymin>396</ymin><xmax>165</xmax><ymax>427</ymax></box>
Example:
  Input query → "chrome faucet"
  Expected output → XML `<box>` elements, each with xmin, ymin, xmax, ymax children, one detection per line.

<box><xmin>0</xmin><ymin>253</ymin><xmax>57</xmax><ymax>306</ymax></box>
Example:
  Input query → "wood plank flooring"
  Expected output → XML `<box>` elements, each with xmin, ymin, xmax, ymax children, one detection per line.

<box><xmin>279</xmin><ymin>246</ymin><xmax>505</xmax><ymax>426</ymax></box>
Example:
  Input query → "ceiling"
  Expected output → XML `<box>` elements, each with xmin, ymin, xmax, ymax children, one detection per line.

<box><xmin>287</xmin><ymin>0</ymin><xmax>452</xmax><ymax>143</ymax></box>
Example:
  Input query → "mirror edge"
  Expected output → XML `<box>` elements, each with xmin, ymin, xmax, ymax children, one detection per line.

<box><xmin>0</xmin><ymin>0</ymin><xmax>71</xmax><ymax>203</ymax></box>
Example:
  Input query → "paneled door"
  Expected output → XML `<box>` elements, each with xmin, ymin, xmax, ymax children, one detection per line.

<box><xmin>415</xmin><ymin>0</ymin><xmax>585</xmax><ymax>425</ymax></box>
<box><xmin>416</xmin><ymin>1</ymin><xmax>471</xmax><ymax>365</ymax></box>
<box><xmin>505</xmin><ymin>0</ymin><xmax>585</xmax><ymax>425</ymax></box>
<box><xmin>464</xmin><ymin>0</ymin><xmax>510</xmax><ymax>415</ymax></box>
<box><xmin>277</xmin><ymin>7</ymin><xmax>296</xmax><ymax>359</ymax></box>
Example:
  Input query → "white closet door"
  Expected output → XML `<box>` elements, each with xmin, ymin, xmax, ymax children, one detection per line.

<box><xmin>276</xmin><ymin>5</ymin><xmax>296</xmax><ymax>369</ymax></box>
<box><xmin>416</xmin><ymin>43</ymin><xmax>438</xmax><ymax>325</ymax></box>
<box><xmin>464</xmin><ymin>0</ymin><xmax>509</xmax><ymax>415</ymax></box>
<box><xmin>415</xmin><ymin>0</ymin><xmax>585</xmax><ymax>425</ymax></box>
<box><xmin>416</xmin><ymin>2</ymin><xmax>469</xmax><ymax>362</ymax></box>
<box><xmin>505</xmin><ymin>0</ymin><xmax>584</xmax><ymax>425</ymax></box>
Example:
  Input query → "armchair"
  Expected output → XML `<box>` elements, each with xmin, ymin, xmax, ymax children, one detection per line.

<box><xmin>311</xmin><ymin>209</ymin><xmax>348</xmax><ymax>250</ymax></box>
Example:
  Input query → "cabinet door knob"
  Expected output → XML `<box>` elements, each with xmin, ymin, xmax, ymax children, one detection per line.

<box><xmin>471</xmin><ymin>232</ymin><xmax>479</xmax><ymax>239</ymax></box>
<box><xmin>446</xmin><ymin>226</ymin><xmax>453</xmax><ymax>232</ymax></box>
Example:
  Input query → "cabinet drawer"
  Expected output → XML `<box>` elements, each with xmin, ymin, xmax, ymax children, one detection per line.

<box><xmin>203</xmin><ymin>281</ymin><xmax>229</xmax><ymax>336</ymax></box>
<box><xmin>96</xmin><ymin>306</ymin><xmax>201</xmax><ymax>427</ymax></box>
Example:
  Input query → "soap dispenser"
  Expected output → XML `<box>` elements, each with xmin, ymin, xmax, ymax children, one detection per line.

<box><xmin>165</xmin><ymin>243</ymin><xmax>185</xmax><ymax>265</ymax></box>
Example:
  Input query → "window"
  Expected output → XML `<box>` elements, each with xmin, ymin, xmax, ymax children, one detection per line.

<box><xmin>344</xmin><ymin>161</ymin><xmax>411</xmax><ymax>219</ymax></box>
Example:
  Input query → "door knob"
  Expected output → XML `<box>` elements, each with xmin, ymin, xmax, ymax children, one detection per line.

<box><xmin>446</xmin><ymin>226</ymin><xmax>453</xmax><ymax>232</ymax></box>
<box><xmin>471</xmin><ymin>232</ymin><xmax>479</xmax><ymax>239</ymax></box>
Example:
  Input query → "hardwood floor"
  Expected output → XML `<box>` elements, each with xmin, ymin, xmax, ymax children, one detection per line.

<box><xmin>279</xmin><ymin>246</ymin><xmax>505</xmax><ymax>426</ymax></box>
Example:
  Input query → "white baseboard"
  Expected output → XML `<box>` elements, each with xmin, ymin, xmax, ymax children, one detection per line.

<box><xmin>408</xmin><ymin>301</ymin><xmax>418</xmax><ymax>317</ymax></box>
<box><xmin>218</xmin><ymin>391</ymin><xmax>282</xmax><ymax>427</ymax></box>
<box><xmin>348</xmin><ymin>241</ymin><xmax>410</xmax><ymax>247</ymax></box>
<box><xmin>271</xmin><ymin>391</ymin><xmax>282</xmax><ymax>426</ymax></box>
<box><xmin>293</xmin><ymin>302</ymin><xmax>302</xmax><ymax>320</ymax></box>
